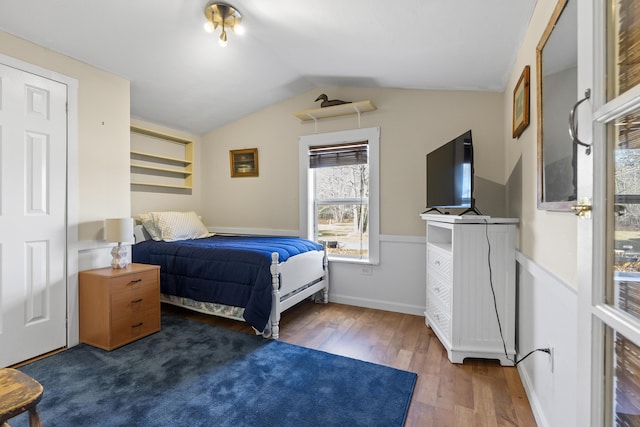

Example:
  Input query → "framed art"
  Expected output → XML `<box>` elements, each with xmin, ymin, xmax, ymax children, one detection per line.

<box><xmin>230</xmin><ymin>148</ymin><xmax>258</xmax><ymax>177</ymax></box>
<box><xmin>512</xmin><ymin>65</ymin><xmax>531</xmax><ymax>138</ymax></box>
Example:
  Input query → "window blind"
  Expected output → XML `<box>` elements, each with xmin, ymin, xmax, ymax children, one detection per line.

<box><xmin>616</xmin><ymin>0</ymin><xmax>640</xmax><ymax>147</ymax></box>
<box><xmin>309</xmin><ymin>142</ymin><xmax>368</xmax><ymax>169</ymax></box>
<box><xmin>618</xmin><ymin>0</ymin><xmax>640</xmax><ymax>95</ymax></box>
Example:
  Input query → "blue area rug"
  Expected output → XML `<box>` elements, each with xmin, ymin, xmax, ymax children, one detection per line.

<box><xmin>13</xmin><ymin>315</ymin><xmax>417</xmax><ymax>426</ymax></box>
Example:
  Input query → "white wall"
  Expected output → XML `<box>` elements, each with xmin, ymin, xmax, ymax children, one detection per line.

<box><xmin>329</xmin><ymin>236</ymin><xmax>426</xmax><ymax>315</ymax></box>
<box><xmin>516</xmin><ymin>252</ymin><xmax>578</xmax><ymax>427</ymax></box>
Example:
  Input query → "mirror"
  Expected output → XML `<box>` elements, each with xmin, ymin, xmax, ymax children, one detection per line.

<box><xmin>536</xmin><ymin>0</ymin><xmax>578</xmax><ymax>210</ymax></box>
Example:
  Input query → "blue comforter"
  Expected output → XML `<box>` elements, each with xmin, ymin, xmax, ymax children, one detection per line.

<box><xmin>131</xmin><ymin>235</ymin><xmax>323</xmax><ymax>332</ymax></box>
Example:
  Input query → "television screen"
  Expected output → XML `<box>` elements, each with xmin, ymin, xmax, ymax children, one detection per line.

<box><xmin>426</xmin><ymin>130</ymin><xmax>474</xmax><ymax>210</ymax></box>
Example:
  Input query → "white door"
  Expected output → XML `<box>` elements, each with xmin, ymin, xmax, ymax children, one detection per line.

<box><xmin>0</xmin><ymin>63</ymin><xmax>68</xmax><ymax>367</ymax></box>
<box><xmin>577</xmin><ymin>0</ymin><xmax>640</xmax><ymax>425</ymax></box>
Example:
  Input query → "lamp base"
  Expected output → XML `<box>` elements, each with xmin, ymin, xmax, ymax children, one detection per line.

<box><xmin>111</xmin><ymin>244</ymin><xmax>129</xmax><ymax>269</ymax></box>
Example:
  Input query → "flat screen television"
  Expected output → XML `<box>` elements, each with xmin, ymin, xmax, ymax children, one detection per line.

<box><xmin>425</xmin><ymin>130</ymin><xmax>479</xmax><ymax>214</ymax></box>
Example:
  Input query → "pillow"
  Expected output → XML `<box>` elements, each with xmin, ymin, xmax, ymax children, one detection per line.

<box><xmin>150</xmin><ymin>211</ymin><xmax>210</xmax><ymax>242</ymax></box>
<box><xmin>138</xmin><ymin>213</ymin><xmax>162</xmax><ymax>241</ymax></box>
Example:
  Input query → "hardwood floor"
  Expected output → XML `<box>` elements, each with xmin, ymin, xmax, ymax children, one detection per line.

<box><xmin>163</xmin><ymin>301</ymin><xmax>538</xmax><ymax>427</ymax></box>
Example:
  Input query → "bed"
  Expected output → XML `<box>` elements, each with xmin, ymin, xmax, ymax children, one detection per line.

<box><xmin>130</xmin><ymin>212</ymin><xmax>328</xmax><ymax>339</ymax></box>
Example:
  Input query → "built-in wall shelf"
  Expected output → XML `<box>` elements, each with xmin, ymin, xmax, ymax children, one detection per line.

<box><xmin>292</xmin><ymin>100</ymin><xmax>377</xmax><ymax>122</ymax></box>
<box><xmin>129</xmin><ymin>181</ymin><xmax>192</xmax><ymax>190</ymax></box>
<box><xmin>130</xmin><ymin>163</ymin><xmax>193</xmax><ymax>176</ymax></box>
<box><xmin>130</xmin><ymin>126</ymin><xmax>193</xmax><ymax>190</ymax></box>
<box><xmin>130</xmin><ymin>150</ymin><xmax>193</xmax><ymax>166</ymax></box>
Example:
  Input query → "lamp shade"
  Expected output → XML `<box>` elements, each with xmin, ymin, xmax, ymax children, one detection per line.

<box><xmin>104</xmin><ymin>218</ymin><xmax>134</xmax><ymax>243</ymax></box>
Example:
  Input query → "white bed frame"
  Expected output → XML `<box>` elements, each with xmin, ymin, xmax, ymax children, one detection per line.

<box><xmin>134</xmin><ymin>225</ymin><xmax>329</xmax><ymax>339</ymax></box>
<box><xmin>267</xmin><ymin>249</ymin><xmax>329</xmax><ymax>338</ymax></box>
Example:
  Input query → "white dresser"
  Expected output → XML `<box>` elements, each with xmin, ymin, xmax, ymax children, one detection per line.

<box><xmin>421</xmin><ymin>214</ymin><xmax>518</xmax><ymax>366</ymax></box>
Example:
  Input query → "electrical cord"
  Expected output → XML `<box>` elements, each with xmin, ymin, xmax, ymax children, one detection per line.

<box><xmin>482</xmin><ymin>219</ymin><xmax>550</xmax><ymax>366</ymax></box>
<box><xmin>515</xmin><ymin>348</ymin><xmax>551</xmax><ymax>366</ymax></box>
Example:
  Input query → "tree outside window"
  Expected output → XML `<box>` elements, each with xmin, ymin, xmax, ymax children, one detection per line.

<box><xmin>314</xmin><ymin>163</ymin><xmax>369</xmax><ymax>258</ymax></box>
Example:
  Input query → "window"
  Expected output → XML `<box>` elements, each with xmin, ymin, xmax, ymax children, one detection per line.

<box><xmin>299</xmin><ymin>127</ymin><xmax>379</xmax><ymax>264</ymax></box>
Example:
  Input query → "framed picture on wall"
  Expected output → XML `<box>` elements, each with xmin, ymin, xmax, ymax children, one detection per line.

<box><xmin>230</xmin><ymin>148</ymin><xmax>259</xmax><ymax>177</ymax></box>
<box><xmin>512</xmin><ymin>65</ymin><xmax>530</xmax><ymax>139</ymax></box>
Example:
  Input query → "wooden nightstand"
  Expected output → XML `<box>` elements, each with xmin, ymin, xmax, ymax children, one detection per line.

<box><xmin>79</xmin><ymin>263</ymin><xmax>160</xmax><ymax>350</ymax></box>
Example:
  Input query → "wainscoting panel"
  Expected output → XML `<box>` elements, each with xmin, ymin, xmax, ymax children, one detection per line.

<box><xmin>516</xmin><ymin>251</ymin><xmax>578</xmax><ymax>427</ymax></box>
<box><xmin>328</xmin><ymin>235</ymin><xmax>426</xmax><ymax>316</ymax></box>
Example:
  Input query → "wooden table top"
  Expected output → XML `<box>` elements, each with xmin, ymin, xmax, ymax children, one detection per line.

<box><xmin>0</xmin><ymin>368</ymin><xmax>43</xmax><ymax>422</ymax></box>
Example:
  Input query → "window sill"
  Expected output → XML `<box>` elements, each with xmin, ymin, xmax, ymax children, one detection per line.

<box><xmin>327</xmin><ymin>256</ymin><xmax>379</xmax><ymax>266</ymax></box>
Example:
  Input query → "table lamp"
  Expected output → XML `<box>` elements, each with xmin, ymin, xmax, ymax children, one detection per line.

<box><xmin>104</xmin><ymin>218</ymin><xmax>134</xmax><ymax>269</ymax></box>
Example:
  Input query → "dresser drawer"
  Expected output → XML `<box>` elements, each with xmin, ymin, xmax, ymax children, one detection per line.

<box><xmin>427</xmin><ymin>271</ymin><xmax>451</xmax><ymax>311</ymax></box>
<box><xmin>427</xmin><ymin>296</ymin><xmax>451</xmax><ymax>339</ymax></box>
<box><xmin>427</xmin><ymin>247</ymin><xmax>452</xmax><ymax>278</ymax></box>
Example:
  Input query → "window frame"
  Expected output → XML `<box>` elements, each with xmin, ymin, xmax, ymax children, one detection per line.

<box><xmin>299</xmin><ymin>127</ymin><xmax>380</xmax><ymax>265</ymax></box>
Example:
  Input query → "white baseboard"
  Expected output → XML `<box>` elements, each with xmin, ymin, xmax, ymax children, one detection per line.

<box><xmin>517</xmin><ymin>360</ymin><xmax>550</xmax><ymax>427</ymax></box>
<box><xmin>329</xmin><ymin>293</ymin><xmax>425</xmax><ymax>316</ymax></box>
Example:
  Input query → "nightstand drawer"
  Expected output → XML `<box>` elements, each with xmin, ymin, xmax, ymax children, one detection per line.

<box><xmin>111</xmin><ymin>308</ymin><xmax>160</xmax><ymax>345</ymax></box>
<box><xmin>111</xmin><ymin>281</ymin><xmax>158</xmax><ymax>314</ymax></box>
<box><xmin>110</xmin><ymin>269</ymin><xmax>158</xmax><ymax>294</ymax></box>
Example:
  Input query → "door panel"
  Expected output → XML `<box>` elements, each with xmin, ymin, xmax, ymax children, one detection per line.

<box><xmin>0</xmin><ymin>63</ymin><xmax>67</xmax><ymax>367</ymax></box>
<box><xmin>578</xmin><ymin>0</ymin><xmax>640</xmax><ymax>424</ymax></box>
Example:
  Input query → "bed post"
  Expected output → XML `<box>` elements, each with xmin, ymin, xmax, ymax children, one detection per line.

<box><xmin>270</xmin><ymin>252</ymin><xmax>281</xmax><ymax>339</ymax></box>
<box><xmin>322</xmin><ymin>244</ymin><xmax>329</xmax><ymax>304</ymax></box>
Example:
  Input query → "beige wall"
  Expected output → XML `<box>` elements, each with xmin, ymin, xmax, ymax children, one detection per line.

<box><xmin>2</xmin><ymin>17</ymin><xmax>576</xmax><ymax>286</ymax></box>
<box><xmin>130</xmin><ymin>118</ymin><xmax>202</xmax><ymax>217</ymax></box>
<box><xmin>201</xmin><ymin>86</ymin><xmax>506</xmax><ymax>237</ymax></box>
<box><xmin>0</xmin><ymin>31</ymin><xmax>131</xmax><ymax>243</ymax></box>
<box><xmin>504</xmin><ymin>0</ymin><xmax>578</xmax><ymax>288</ymax></box>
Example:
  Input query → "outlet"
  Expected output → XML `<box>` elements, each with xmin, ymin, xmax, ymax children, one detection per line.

<box><xmin>360</xmin><ymin>266</ymin><xmax>372</xmax><ymax>276</ymax></box>
<box><xmin>548</xmin><ymin>347</ymin><xmax>554</xmax><ymax>373</ymax></box>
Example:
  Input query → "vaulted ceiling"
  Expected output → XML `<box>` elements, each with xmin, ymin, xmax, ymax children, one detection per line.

<box><xmin>0</xmin><ymin>0</ymin><xmax>537</xmax><ymax>134</ymax></box>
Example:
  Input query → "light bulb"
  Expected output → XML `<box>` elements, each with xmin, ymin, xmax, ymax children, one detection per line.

<box><xmin>233</xmin><ymin>23</ymin><xmax>245</xmax><ymax>35</ymax></box>
<box><xmin>203</xmin><ymin>21</ymin><xmax>214</xmax><ymax>33</ymax></box>
<box><xmin>218</xmin><ymin>30</ymin><xmax>228</xmax><ymax>47</ymax></box>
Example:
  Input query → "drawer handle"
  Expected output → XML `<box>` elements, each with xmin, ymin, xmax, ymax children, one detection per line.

<box><xmin>434</xmin><ymin>287</ymin><xmax>440</xmax><ymax>293</ymax></box>
<box><xmin>434</xmin><ymin>260</ymin><xmax>441</xmax><ymax>266</ymax></box>
<box><xmin>131</xmin><ymin>298</ymin><xmax>143</xmax><ymax>304</ymax></box>
<box><xmin>132</xmin><ymin>322</ymin><xmax>143</xmax><ymax>328</ymax></box>
<box><xmin>128</xmin><ymin>279</ymin><xmax>142</xmax><ymax>285</ymax></box>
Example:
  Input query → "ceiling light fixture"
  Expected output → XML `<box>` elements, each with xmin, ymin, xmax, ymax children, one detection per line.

<box><xmin>203</xmin><ymin>2</ymin><xmax>243</xmax><ymax>47</ymax></box>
